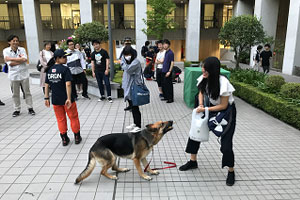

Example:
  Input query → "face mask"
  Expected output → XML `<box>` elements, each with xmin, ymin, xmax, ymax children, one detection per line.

<box><xmin>125</xmin><ymin>56</ymin><xmax>131</xmax><ymax>61</ymax></box>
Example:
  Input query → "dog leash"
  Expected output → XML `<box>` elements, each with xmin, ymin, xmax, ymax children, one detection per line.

<box><xmin>144</xmin><ymin>150</ymin><xmax>176</xmax><ymax>172</ymax></box>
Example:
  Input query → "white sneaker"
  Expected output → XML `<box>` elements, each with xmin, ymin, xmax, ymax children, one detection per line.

<box><xmin>126</xmin><ymin>124</ymin><xmax>136</xmax><ymax>129</ymax></box>
<box><xmin>129</xmin><ymin>127</ymin><xmax>141</xmax><ymax>133</ymax></box>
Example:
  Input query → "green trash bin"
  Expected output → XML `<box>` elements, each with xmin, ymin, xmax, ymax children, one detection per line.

<box><xmin>183</xmin><ymin>67</ymin><xmax>231</xmax><ymax>108</ymax></box>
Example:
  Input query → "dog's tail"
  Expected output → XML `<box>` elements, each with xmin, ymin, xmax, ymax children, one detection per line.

<box><xmin>75</xmin><ymin>152</ymin><xmax>96</xmax><ymax>184</ymax></box>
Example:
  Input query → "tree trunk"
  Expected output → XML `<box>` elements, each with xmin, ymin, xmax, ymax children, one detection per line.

<box><xmin>234</xmin><ymin>48</ymin><xmax>240</xmax><ymax>69</ymax></box>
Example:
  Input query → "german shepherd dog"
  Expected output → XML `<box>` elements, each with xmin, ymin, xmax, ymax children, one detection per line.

<box><xmin>75</xmin><ymin>121</ymin><xmax>173</xmax><ymax>183</ymax></box>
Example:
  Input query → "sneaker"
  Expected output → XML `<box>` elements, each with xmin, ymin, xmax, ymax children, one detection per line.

<box><xmin>12</xmin><ymin>111</ymin><xmax>20</xmax><ymax>117</ymax></box>
<box><xmin>74</xmin><ymin>132</ymin><xmax>82</xmax><ymax>145</ymax></box>
<box><xmin>124</xmin><ymin>106</ymin><xmax>132</xmax><ymax>111</ymax></box>
<box><xmin>129</xmin><ymin>127</ymin><xmax>142</xmax><ymax>133</ymax></box>
<box><xmin>159</xmin><ymin>94</ymin><xmax>164</xmax><ymax>98</ymax></box>
<box><xmin>28</xmin><ymin>108</ymin><xmax>35</xmax><ymax>115</ymax></box>
<box><xmin>126</xmin><ymin>124</ymin><xmax>136</xmax><ymax>129</ymax></box>
<box><xmin>226</xmin><ymin>171</ymin><xmax>235</xmax><ymax>186</ymax></box>
<box><xmin>166</xmin><ymin>99</ymin><xmax>174</xmax><ymax>103</ymax></box>
<box><xmin>98</xmin><ymin>96</ymin><xmax>106</xmax><ymax>102</ymax></box>
<box><xmin>0</xmin><ymin>100</ymin><xmax>5</xmax><ymax>106</ymax></box>
<box><xmin>82</xmin><ymin>95</ymin><xmax>90</xmax><ymax>100</ymax></box>
<box><xmin>60</xmin><ymin>133</ymin><xmax>70</xmax><ymax>146</ymax></box>
<box><xmin>107</xmin><ymin>97</ymin><xmax>113</xmax><ymax>103</ymax></box>
<box><xmin>179</xmin><ymin>160</ymin><xmax>198</xmax><ymax>171</ymax></box>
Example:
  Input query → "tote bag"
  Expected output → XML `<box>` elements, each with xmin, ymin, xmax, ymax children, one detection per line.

<box><xmin>189</xmin><ymin>107</ymin><xmax>210</xmax><ymax>142</ymax></box>
<box><xmin>130</xmin><ymin>71</ymin><xmax>150</xmax><ymax>106</ymax></box>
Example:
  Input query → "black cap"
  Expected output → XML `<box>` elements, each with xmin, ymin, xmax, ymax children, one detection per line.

<box><xmin>53</xmin><ymin>49</ymin><xmax>72</xmax><ymax>58</ymax></box>
<box><xmin>124</xmin><ymin>37</ymin><xmax>132</xmax><ymax>44</ymax></box>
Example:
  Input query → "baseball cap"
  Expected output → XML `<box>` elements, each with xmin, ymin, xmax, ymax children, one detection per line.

<box><xmin>124</xmin><ymin>37</ymin><xmax>132</xmax><ymax>44</ymax></box>
<box><xmin>53</xmin><ymin>49</ymin><xmax>72</xmax><ymax>58</ymax></box>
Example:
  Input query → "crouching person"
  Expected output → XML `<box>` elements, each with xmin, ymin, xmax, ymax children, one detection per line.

<box><xmin>44</xmin><ymin>49</ymin><xmax>82</xmax><ymax>146</ymax></box>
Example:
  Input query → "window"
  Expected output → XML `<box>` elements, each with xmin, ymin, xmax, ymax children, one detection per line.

<box><xmin>0</xmin><ymin>4</ymin><xmax>9</xmax><ymax>29</ymax></box>
<box><xmin>204</xmin><ymin>4</ymin><xmax>215</xmax><ymax>29</ymax></box>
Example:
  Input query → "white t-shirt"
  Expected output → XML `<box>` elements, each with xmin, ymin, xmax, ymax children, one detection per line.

<box><xmin>196</xmin><ymin>75</ymin><xmax>235</xmax><ymax>105</ymax></box>
<box><xmin>43</xmin><ymin>50</ymin><xmax>52</xmax><ymax>63</ymax></box>
<box><xmin>3</xmin><ymin>47</ymin><xmax>29</xmax><ymax>81</ymax></box>
<box><xmin>156</xmin><ymin>50</ymin><xmax>166</xmax><ymax>69</ymax></box>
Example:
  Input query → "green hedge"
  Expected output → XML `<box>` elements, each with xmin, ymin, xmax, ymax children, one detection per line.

<box><xmin>232</xmin><ymin>81</ymin><xmax>300</xmax><ymax>130</ymax></box>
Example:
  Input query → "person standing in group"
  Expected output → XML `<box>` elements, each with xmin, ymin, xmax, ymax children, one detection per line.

<box><xmin>179</xmin><ymin>57</ymin><xmax>237</xmax><ymax>186</ymax></box>
<box><xmin>91</xmin><ymin>40</ymin><xmax>113</xmax><ymax>103</ymax></box>
<box><xmin>66</xmin><ymin>39</ymin><xmax>90</xmax><ymax>100</ymax></box>
<box><xmin>121</xmin><ymin>46</ymin><xmax>143</xmax><ymax>133</ymax></box>
<box><xmin>119</xmin><ymin>37</ymin><xmax>137</xmax><ymax>111</ymax></box>
<box><xmin>3</xmin><ymin>35</ymin><xmax>35</xmax><ymax>117</ymax></box>
<box><xmin>39</xmin><ymin>42</ymin><xmax>54</xmax><ymax>94</ymax></box>
<box><xmin>75</xmin><ymin>43</ymin><xmax>86</xmax><ymax>94</ymax></box>
<box><xmin>141</xmin><ymin>41</ymin><xmax>150</xmax><ymax>59</ymax></box>
<box><xmin>155</xmin><ymin>40</ymin><xmax>166</xmax><ymax>98</ymax></box>
<box><xmin>253</xmin><ymin>45</ymin><xmax>262</xmax><ymax>71</ymax></box>
<box><xmin>44</xmin><ymin>49</ymin><xmax>82</xmax><ymax>146</ymax></box>
<box><xmin>161</xmin><ymin>39</ymin><xmax>174</xmax><ymax>103</ymax></box>
<box><xmin>260</xmin><ymin>44</ymin><xmax>273</xmax><ymax>74</ymax></box>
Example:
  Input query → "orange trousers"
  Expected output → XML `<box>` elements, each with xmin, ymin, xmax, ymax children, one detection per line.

<box><xmin>53</xmin><ymin>102</ymin><xmax>80</xmax><ymax>134</ymax></box>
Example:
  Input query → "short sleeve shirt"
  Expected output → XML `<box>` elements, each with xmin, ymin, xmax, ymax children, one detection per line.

<box><xmin>3</xmin><ymin>47</ymin><xmax>29</xmax><ymax>81</ymax></box>
<box><xmin>156</xmin><ymin>50</ymin><xmax>166</xmax><ymax>69</ymax></box>
<box><xmin>162</xmin><ymin>49</ymin><xmax>174</xmax><ymax>73</ymax></box>
<box><xmin>196</xmin><ymin>75</ymin><xmax>235</xmax><ymax>105</ymax></box>
<box><xmin>260</xmin><ymin>50</ymin><xmax>272</xmax><ymax>66</ymax></box>
<box><xmin>91</xmin><ymin>49</ymin><xmax>109</xmax><ymax>72</ymax></box>
<box><xmin>45</xmin><ymin>64</ymin><xmax>74</xmax><ymax>105</ymax></box>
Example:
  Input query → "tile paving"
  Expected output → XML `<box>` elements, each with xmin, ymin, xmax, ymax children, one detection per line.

<box><xmin>0</xmin><ymin>68</ymin><xmax>300</xmax><ymax>200</ymax></box>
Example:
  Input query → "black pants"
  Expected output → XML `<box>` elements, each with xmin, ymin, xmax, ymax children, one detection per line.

<box><xmin>185</xmin><ymin>103</ymin><xmax>237</xmax><ymax>168</ymax></box>
<box><xmin>72</xmin><ymin>72</ymin><xmax>88</xmax><ymax>98</ymax></box>
<box><xmin>262</xmin><ymin>65</ymin><xmax>270</xmax><ymax>73</ymax></box>
<box><xmin>128</xmin><ymin>100</ymin><xmax>141</xmax><ymax>128</ymax></box>
<box><xmin>162</xmin><ymin>72</ymin><xmax>174</xmax><ymax>100</ymax></box>
<box><xmin>156</xmin><ymin>68</ymin><xmax>163</xmax><ymax>88</ymax></box>
<box><xmin>95</xmin><ymin>71</ymin><xmax>111</xmax><ymax>97</ymax></box>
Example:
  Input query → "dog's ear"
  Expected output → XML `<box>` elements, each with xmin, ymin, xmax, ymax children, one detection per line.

<box><xmin>146</xmin><ymin>124</ymin><xmax>158</xmax><ymax>132</ymax></box>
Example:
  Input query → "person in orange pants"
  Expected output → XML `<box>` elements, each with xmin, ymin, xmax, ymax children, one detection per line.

<box><xmin>44</xmin><ymin>49</ymin><xmax>82</xmax><ymax>146</ymax></box>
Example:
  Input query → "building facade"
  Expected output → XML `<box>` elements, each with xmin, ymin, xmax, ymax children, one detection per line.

<box><xmin>0</xmin><ymin>0</ymin><xmax>298</xmax><ymax>75</ymax></box>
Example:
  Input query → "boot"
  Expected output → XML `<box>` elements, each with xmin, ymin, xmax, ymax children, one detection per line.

<box><xmin>74</xmin><ymin>131</ymin><xmax>82</xmax><ymax>144</ymax></box>
<box><xmin>60</xmin><ymin>133</ymin><xmax>70</xmax><ymax>146</ymax></box>
<box><xmin>179</xmin><ymin>160</ymin><xmax>198</xmax><ymax>171</ymax></box>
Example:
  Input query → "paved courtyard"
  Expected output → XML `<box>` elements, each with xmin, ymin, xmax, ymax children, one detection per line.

<box><xmin>1</xmin><ymin>69</ymin><xmax>300</xmax><ymax>200</ymax></box>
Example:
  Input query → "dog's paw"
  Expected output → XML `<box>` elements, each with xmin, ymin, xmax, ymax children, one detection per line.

<box><xmin>110</xmin><ymin>175</ymin><xmax>118</xmax><ymax>180</ymax></box>
<box><xmin>149</xmin><ymin>170</ymin><xmax>159</xmax><ymax>175</ymax></box>
<box><xmin>120</xmin><ymin>168</ymin><xmax>130</xmax><ymax>172</ymax></box>
<box><xmin>143</xmin><ymin>175</ymin><xmax>153</xmax><ymax>181</ymax></box>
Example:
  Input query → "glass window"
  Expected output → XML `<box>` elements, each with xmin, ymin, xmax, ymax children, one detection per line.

<box><xmin>0</xmin><ymin>4</ymin><xmax>9</xmax><ymax>29</ymax></box>
<box><xmin>124</xmin><ymin>4</ymin><xmax>134</xmax><ymax>29</ymax></box>
<box><xmin>204</xmin><ymin>4</ymin><xmax>215</xmax><ymax>29</ymax></box>
<box><xmin>223</xmin><ymin>5</ymin><xmax>233</xmax><ymax>26</ymax></box>
<box><xmin>60</xmin><ymin>3</ymin><xmax>80</xmax><ymax>29</ymax></box>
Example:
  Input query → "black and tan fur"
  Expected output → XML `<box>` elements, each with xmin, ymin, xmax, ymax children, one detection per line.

<box><xmin>75</xmin><ymin>121</ymin><xmax>173</xmax><ymax>183</ymax></box>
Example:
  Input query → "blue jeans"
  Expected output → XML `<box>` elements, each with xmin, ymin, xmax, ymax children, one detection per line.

<box><xmin>95</xmin><ymin>71</ymin><xmax>111</xmax><ymax>97</ymax></box>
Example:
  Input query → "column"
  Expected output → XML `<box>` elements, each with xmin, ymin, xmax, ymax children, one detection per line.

<box><xmin>21</xmin><ymin>0</ymin><xmax>43</xmax><ymax>64</ymax></box>
<box><xmin>233</xmin><ymin>0</ymin><xmax>254</xmax><ymax>16</ymax></box>
<box><xmin>250</xmin><ymin>0</ymin><xmax>279</xmax><ymax>66</ymax></box>
<box><xmin>135</xmin><ymin>0</ymin><xmax>147</xmax><ymax>62</ymax></box>
<box><xmin>282</xmin><ymin>0</ymin><xmax>300</xmax><ymax>75</ymax></box>
<box><xmin>79</xmin><ymin>0</ymin><xmax>93</xmax><ymax>24</ymax></box>
<box><xmin>185</xmin><ymin>0</ymin><xmax>201</xmax><ymax>62</ymax></box>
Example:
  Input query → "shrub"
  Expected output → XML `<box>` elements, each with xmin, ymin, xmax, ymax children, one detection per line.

<box><xmin>184</xmin><ymin>61</ymin><xmax>191</xmax><ymax>68</ymax></box>
<box><xmin>280</xmin><ymin>83</ymin><xmax>300</xmax><ymax>99</ymax></box>
<box><xmin>85</xmin><ymin>69</ymin><xmax>92</xmax><ymax>77</ymax></box>
<box><xmin>265</xmin><ymin>75</ymin><xmax>285</xmax><ymax>93</ymax></box>
<box><xmin>231</xmin><ymin>69</ymin><xmax>266</xmax><ymax>87</ymax></box>
<box><xmin>232</xmin><ymin>81</ymin><xmax>300</xmax><ymax>130</ymax></box>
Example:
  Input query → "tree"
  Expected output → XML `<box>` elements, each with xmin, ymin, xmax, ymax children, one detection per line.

<box><xmin>219</xmin><ymin>15</ymin><xmax>266</xmax><ymax>68</ymax></box>
<box><xmin>74</xmin><ymin>21</ymin><xmax>108</xmax><ymax>44</ymax></box>
<box><xmin>142</xmin><ymin>0</ymin><xmax>177</xmax><ymax>40</ymax></box>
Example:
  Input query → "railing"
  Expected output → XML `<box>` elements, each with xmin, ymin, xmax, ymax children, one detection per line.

<box><xmin>0</xmin><ymin>16</ymin><xmax>24</xmax><ymax>30</ymax></box>
<box><xmin>202</xmin><ymin>15</ymin><xmax>233</xmax><ymax>29</ymax></box>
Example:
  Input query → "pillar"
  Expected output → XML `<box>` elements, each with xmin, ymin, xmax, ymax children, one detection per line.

<box><xmin>282</xmin><ymin>0</ymin><xmax>300</xmax><ymax>75</ymax></box>
<box><xmin>185</xmin><ymin>0</ymin><xmax>201</xmax><ymax>62</ymax></box>
<box><xmin>233</xmin><ymin>0</ymin><xmax>254</xmax><ymax>16</ymax></box>
<box><xmin>250</xmin><ymin>0</ymin><xmax>280</xmax><ymax>66</ymax></box>
<box><xmin>79</xmin><ymin>0</ymin><xmax>93</xmax><ymax>24</ymax></box>
<box><xmin>21</xmin><ymin>0</ymin><xmax>43</xmax><ymax>64</ymax></box>
<box><xmin>135</xmin><ymin>0</ymin><xmax>147</xmax><ymax>62</ymax></box>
